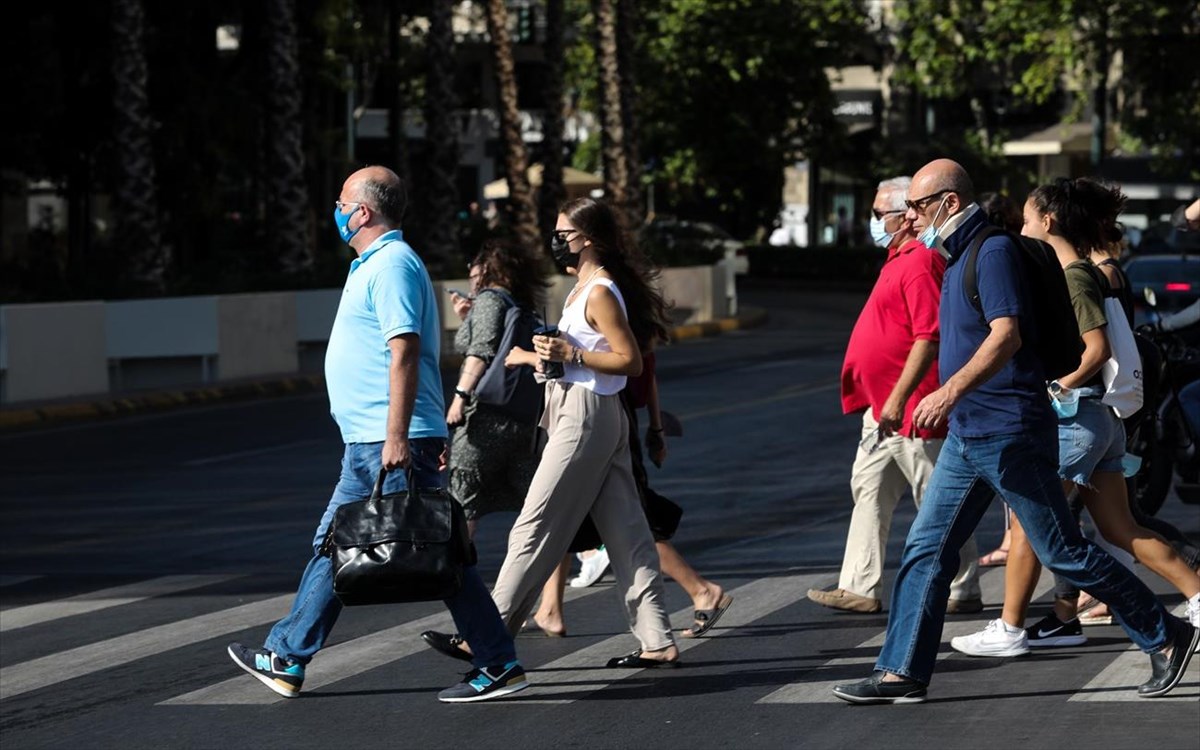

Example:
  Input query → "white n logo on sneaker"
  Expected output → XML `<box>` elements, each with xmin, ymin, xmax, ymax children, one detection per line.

<box><xmin>255</xmin><ymin>653</ymin><xmax>272</xmax><ymax>672</ymax></box>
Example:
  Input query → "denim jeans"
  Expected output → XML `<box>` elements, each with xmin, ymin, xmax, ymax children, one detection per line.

<box><xmin>875</xmin><ymin>427</ymin><xmax>1172</xmax><ymax>685</ymax></box>
<box><xmin>264</xmin><ymin>438</ymin><xmax>516</xmax><ymax>669</ymax></box>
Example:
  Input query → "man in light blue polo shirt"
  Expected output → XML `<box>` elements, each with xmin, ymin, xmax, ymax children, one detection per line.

<box><xmin>228</xmin><ymin>166</ymin><xmax>527</xmax><ymax>704</ymax></box>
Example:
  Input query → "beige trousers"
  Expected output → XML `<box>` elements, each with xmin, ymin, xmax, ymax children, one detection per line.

<box><xmin>490</xmin><ymin>381</ymin><xmax>675</xmax><ymax>651</ymax></box>
<box><xmin>838</xmin><ymin>410</ymin><xmax>981</xmax><ymax>601</ymax></box>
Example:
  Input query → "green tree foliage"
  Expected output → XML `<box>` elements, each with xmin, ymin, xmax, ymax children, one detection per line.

<box><xmin>893</xmin><ymin>0</ymin><xmax>1200</xmax><ymax>176</ymax></box>
<box><xmin>636</xmin><ymin>0</ymin><xmax>867</xmax><ymax>236</ymax></box>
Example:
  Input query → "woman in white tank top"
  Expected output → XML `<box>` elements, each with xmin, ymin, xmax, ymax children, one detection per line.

<box><xmin>422</xmin><ymin>198</ymin><xmax>682</xmax><ymax>668</ymax></box>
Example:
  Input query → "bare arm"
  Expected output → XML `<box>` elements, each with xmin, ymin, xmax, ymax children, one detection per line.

<box><xmin>447</xmin><ymin>355</ymin><xmax>487</xmax><ymax>427</ymax></box>
<box><xmin>913</xmin><ymin>316</ymin><xmax>1022</xmax><ymax>431</ymax></box>
<box><xmin>534</xmin><ymin>285</ymin><xmax>643</xmax><ymax>376</ymax></box>
<box><xmin>879</xmin><ymin>338</ymin><xmax>938</xmax><ymax>435</ymax></box>
<box><xmin>1057</xmin><ymin>327</ymin><xmax>1110</xmax><ymax>390</ymax></box>
<box><xmin>383</xmin><ymin>333</ymin><xmax>420</xmax><ymax>469</ymax></box>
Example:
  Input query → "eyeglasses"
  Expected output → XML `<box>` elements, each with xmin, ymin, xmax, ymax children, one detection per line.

<box><xmin>553</xmin><ymin>229</ymin><xmax>579</xmax><ymax>241</ymax></box>
<box><xmin>859</xmin><ymin>428</ymin><xmax>887</xmax><ymax>455</ymax></box>
<box><xmin>871</xmin><ymin>208</ymin><xmax>906</xmax><ymax>221</ymax></box>
<box><xmin>334</xmin><ymin>201</ymin><xmax>363</xmax><ymax>212</ymax></box>
<box><xmin>904</xmin><ymin>190</ymin><xmax>951</xmax><ymax>213</ymax></box>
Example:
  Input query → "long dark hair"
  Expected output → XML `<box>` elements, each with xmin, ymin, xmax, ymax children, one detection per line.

<box><xmin>979</xmin><ymin>191</ymin><xmax>1022</xmax><ymax>233</ymax></box>
<box><xmin>471</xmin><ymin>238</ymin><xmax>550</xmax><ymax>311</ymax></box>
<box><xmin>1029</xmin><ymin>177</ymin><xmax>1127</xmax><ymax>257</ymax></box>
<box><xmin>561</xmin><ymin>197</ymin><xmax>671</xmax><ymax>348</ymax></box>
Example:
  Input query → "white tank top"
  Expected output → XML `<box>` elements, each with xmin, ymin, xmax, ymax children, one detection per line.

<box><xmin>558</xmin><ymin>277</ymin><xmax>628</xmax><ymax>395</ymax></box>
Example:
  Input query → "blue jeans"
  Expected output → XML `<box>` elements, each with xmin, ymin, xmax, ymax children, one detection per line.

<box><xmin>264</xmin><ymin>438</ymin><xmax>516</xmax><ymax>669</ymax></box>
<box><xmin>875</xmin><ymin>427</ymin><xmax>1172</xmax><ymax>685</ymax></box>
<box><xmin>1180</xmin><ymin>380</ymin><xmax>1200</xmax><ymax>439</ymax></box>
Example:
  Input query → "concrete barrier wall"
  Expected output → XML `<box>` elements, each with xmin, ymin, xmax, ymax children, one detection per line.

<box><xmin>0</xmin><ymin>265</ymin><xmax>729</xmax><ymax>404</ymax></box>
<box><xmin>217</xmin><ymin>293</ymin><xmax>298</xmax><ymax>381</ymax></box>
<box><xmin>2</xmin><ymin>302</ymin><xmax>109</xmax><ymax>402</ymax></box>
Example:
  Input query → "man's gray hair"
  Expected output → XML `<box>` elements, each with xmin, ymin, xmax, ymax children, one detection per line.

<box><xmin>876</xmin><ymin>176</ymin><xmax>912</xmax><ymax>211</ymax></box>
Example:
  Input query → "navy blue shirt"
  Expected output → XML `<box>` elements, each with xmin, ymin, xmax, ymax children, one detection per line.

<box><xmin>939</xmin><ymin>210</ymin><xmax>1055</xmax><ymax>437</ymax></box>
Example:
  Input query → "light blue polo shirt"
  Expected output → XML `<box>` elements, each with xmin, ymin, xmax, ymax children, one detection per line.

<box><xmin>324</xmin><ymin>230</ymin><xmax>447</xmax><ymax>443</ymax></box>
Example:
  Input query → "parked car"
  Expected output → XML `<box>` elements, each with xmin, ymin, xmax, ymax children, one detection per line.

<box><xmin>1123</xmin><ymin>254</ymin><xmax>1200</xmax><ymax>327</ymax></box>
<box><xmin>639</xmin><ymin>219</ymin><xmax>748</xmax><ymax>274</ymax></box>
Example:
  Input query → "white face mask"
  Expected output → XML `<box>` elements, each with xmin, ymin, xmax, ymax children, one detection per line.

<box><xmin>917</xmin><ymin>196</ymin><xmax>950</xmax><ymax>249</ymax></box>
<box><xmin>869</xmin><ymin>216</ymin><xmax>894</xmax><ymax>248</ymax></box>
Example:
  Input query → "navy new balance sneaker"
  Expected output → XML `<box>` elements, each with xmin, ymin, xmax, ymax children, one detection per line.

<box><xmin>437</xmin><ymin>661</ymin><xmax>529</xmax><ymax>703</ymax></box>
<box><xmin>227</xmin><ymin>642</ymin><xmax>305</xmax><ymax>698</ymax></box>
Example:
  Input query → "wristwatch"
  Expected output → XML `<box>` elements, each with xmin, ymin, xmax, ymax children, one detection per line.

<box><xmin>454</xmin><ymin>387</ymin><xmax>473</xmax><ymax>402</ymax></box>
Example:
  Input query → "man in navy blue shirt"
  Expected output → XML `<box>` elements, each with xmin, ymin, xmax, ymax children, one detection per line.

<box><xmin>832</xmin><ymin>159</ymin><xmax>1197</xmax><ymax>704</ymax></box>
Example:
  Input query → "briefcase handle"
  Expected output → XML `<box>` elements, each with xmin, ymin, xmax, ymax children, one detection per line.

<box><xmin>371</xmin><ymin>464</ymin><xmax>420</xmax><ymax>501</ymax></box>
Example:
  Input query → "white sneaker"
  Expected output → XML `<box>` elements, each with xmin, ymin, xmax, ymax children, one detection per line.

<box><xmin>950</xmin><ymin>618</ymin><xmax>1030</xmax><ymax>657</ymax></box>
<box><xmin>569</xmin><ymin>547</ymin><xmax>610</xmax><ymax>588</ymax></box>
<box><xmin>1187</xmin><ymin>599</ymin><xmax>1200</xmax><ymax>629</ymax></box>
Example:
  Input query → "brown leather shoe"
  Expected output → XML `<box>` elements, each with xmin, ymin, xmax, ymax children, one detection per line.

<box><xmin>945</xmin><ymin>597</ymin><xmax>984</xmax><ymax>615</ymax></box>
<box><xmin>806</xmin><ymin>588</ymin><xmax>882</xmax><ymax>613</ymax></box>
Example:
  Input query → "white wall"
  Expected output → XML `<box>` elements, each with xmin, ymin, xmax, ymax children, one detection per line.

<box><xmin>2</xmin><ymin>302</ymin><xmax>108</xmax><ymax>402</ymax></box>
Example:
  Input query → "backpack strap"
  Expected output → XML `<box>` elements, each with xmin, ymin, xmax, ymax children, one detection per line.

<box><xmin>961</xmin><ymin>225</ymin><xmax>1002</xmax><ymax>316</ymax></box>
<box><xmin>476</xmin><ymin>287</ymin><xmax>518</xmax><ymax>309</ymax></box>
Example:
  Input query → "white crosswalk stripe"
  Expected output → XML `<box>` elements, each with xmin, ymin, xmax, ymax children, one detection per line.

<box><xmin>1068</xmin><ymin>602</ymin><xmax>1200</xmax><ymax>702</ymax></box>
<box><xmin>757</xmin><ymin>566</ymin><xmax>1054</xmax><ymax>704</ymax></box>
<box><xmin>1</xmin><ymin>594</ymin><xmax>293</xmax><ymax>700</ymax></box>
<box><xmin>505</xmin><ymin>571</ymin><xmax>828</xmax><ymax>704</ymax></box>
<box><xmin>160</xmin><ymin>584</ymin><xmax>611</xmax><ymax>705</ymax></box>
<box><xmin>1</xmin><ymin>575</ymin><xmax>240</xmax><ymax>632</ymax></box>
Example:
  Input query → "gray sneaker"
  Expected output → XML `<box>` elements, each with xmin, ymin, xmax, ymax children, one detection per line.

<box><xmin>438</xmin><ymin>661</ymin><xmax>529</xmax><ymax>703</ymax></box>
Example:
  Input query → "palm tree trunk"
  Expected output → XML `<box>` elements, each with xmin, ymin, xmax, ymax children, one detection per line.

<box><xmin>424</xmin><ymin>0</ymin><xmax>460</xmax><ymax>272</ymax></box>
<box><xmin>110</xmin><ymin>0</ymin><xmax>167</xmax><ymax>292</ymax></box>
<box><xmin>265</xmin><ymin>0</ymin><xmax>312</xmax><ymax>276</ymax></box>
<box><xmin>538</xmin><ymin>0</ymin><xmax>567</xmax><ymax>238</ymax></box>
<box><xmin>615</xmin><ymin>0</ymin><xmax>643</xmax><ymax>226</ymax></box>
<box><xmin>484</xmin><ymin>0</ymin><xmax>541</xmax><ymax>253</ymax></box>
<box><xmin>592</xmin><ymin>0</ymin><xmax>629</xmax><ymax>222</ymax></box>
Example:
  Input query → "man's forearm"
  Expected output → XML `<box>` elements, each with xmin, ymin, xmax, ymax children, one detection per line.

<box><xmin>387</xmin><ymin>339</ymin><xmax>420</xmax><ymax>441</ymax></box>
<box><xmin>887</xmin><ymin>339</ymin><xmax>938</xmax><ymax>408</ymax></box>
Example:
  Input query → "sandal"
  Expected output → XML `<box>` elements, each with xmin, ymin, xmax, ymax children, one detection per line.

<box><xmin>978</xmin><ymin>547</ymin><xmax>1009</xmax><ymax>567</ymax></box>
<box><xmin>606</xmin><ymin>649</ymin><xmax>681</xmax><ymax>669</ymax></box>
<box><xmin>682</xmin><ymin>594</ymin><xmax>734</xmax><ymax>638</ymax></box>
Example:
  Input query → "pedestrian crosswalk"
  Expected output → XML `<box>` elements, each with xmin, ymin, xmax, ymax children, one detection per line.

<box><xmin>1</xmin><ymin>567</ymin><xmax>1197</xmax><ymax>709</ymax></box>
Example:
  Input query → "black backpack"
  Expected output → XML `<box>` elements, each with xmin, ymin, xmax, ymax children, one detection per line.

<box><xmin>471</xmin><ymin>289</ymin><xmax>544</xmax><ymax>422</ymax></box>
<box><xmin>962</xmin><ymin>226</ymin><xmax>1082</xmax><ymax>381</ymax></box>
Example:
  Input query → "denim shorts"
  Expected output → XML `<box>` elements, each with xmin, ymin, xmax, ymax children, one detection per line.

<box><xmin>1057</xmin><ymin>390</ymin><xmax>1125</xmax><ymax>485</ymax></box>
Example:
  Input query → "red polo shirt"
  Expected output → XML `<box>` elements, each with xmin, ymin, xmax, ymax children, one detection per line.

<box><xmin>841</xmin><ymin>239</ymin><xmax>947</xmax><ymax>439</ymax></box>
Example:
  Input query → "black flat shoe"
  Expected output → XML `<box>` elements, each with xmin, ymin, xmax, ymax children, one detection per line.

<box><xmin>832</xmin><ymin>671</ymin><xmax>927</xmax><ymax>704</ymax></box>
<box><xmin>1139</xmin><ymin>618</ymin><xmax>1198</xmax><ymax>698</ymax></box>
<box><xmin>421</xmin><ymin>630</ymin><xmax>474</xmax><ymax>663</ymax></box>
<box><xmin>605</xmin><ymin>649</ymin><xmax>681</xmax><ymax>669</ymax></box>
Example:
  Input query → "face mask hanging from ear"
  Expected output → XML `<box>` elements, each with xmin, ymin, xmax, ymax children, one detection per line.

<box><xmin>917</xmin><ymin>196</ymin><xmax>950</xmax><ymax>250</ymax></box>
<box><xmin>869</xmin><ymin>216</ymin><xmax>895</xmax><ymax>248</ymax></box>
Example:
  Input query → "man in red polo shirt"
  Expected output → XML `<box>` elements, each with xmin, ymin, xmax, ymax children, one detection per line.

<box><xmin>807</xmin><ymin>176</ymin><xmax>982</xmax><ymax>615</ymax></box>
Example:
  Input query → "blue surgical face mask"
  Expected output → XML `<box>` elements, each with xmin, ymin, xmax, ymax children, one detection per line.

<box><xmin>869</xmin><ymin>216</ymin><xmax>895</xmax><ymax>248</ymax></box>
<box><xmin>334</xmin><ymin>203</ymin><xmax>363</xmax><ymax>244</ymax></box>
<box><xmin>917</xmin><ymin>196</ymin><xmax>950</xmax><ymax>249</ymax></box>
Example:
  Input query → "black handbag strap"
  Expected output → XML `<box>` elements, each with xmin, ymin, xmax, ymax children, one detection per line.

<box><xmin>371</xmin><ymin>464</ymin><xmax>421</xmax><ymax>501</ymax></box>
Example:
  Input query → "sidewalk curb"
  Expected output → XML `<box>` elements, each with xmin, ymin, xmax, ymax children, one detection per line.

<box><xmin>0</xmin><ymin>308</ymin><xmax>768</xmax><ymax>431</ymax></box>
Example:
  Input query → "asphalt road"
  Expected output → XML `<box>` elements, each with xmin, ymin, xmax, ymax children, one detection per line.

<box><xmin>2</xmin><ymin>285</ymin><xmax>1198</xmax><ymax>750</ymax></box>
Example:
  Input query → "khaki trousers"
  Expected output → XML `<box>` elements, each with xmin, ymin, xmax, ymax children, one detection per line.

<box><xmin>491</xmin><ymin>381</ymin><xmax>675</xmax><ymax>651</ymax></box>
<box><xmin>838</xmin><ymin>410</ymin><xmax>981</xmax><ymax>601</ymax></box>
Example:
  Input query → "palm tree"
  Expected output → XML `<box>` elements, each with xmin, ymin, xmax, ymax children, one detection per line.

<box><xmin>592</xmin><ymin>0</ymin><xmax>629</xmax><ymax>224</ymax></box>
<box><xmin>538</xmin><ymin>0</ymin><xmax>567</xmax><ymax>239</ymax></box>
<box><xmin>264</xmin><ymin>0</ymin><xmax>312</xmax><ymax>276</ymax></box>
<box><xmin>110</xmin><ymin>0</ymin><xmax>167</xmax><ymax>292</ymax></box>
<box><xmin>484</xmin><ymin>0</ymin><xmax>541</xmax><ymax>253</ymax></box>
<box><xmin>615</xmin><ymin>0</ymin><xmax>643</xmax><ymax>226</ymax></box>
<box><xmin>424</xmin><ymin>0</ymin><xmax>460</xmax><ymax>271</ymax></box>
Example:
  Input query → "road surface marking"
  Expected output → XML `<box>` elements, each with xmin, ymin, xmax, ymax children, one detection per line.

<box><xmin>1</xmin><ymin>575</ymin><xmax>239</xmax><ymax>632</ymax></box>
<box><xmin>1068</xmin><ymin>602</ymin><xmax>1199</xmax><ymax>702</ymax></box>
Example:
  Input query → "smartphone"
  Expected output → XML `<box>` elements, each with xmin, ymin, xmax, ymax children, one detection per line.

<box><xmin>445</xmin><ymin>288</ymin><xmax>473</xmax><ymax>299</ymax></box>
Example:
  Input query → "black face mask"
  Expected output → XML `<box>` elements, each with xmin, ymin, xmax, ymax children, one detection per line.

<box><xmin>549</xmin><ymin>233</ymin><xmax>578</xmax><ymax>271</ymax></box>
